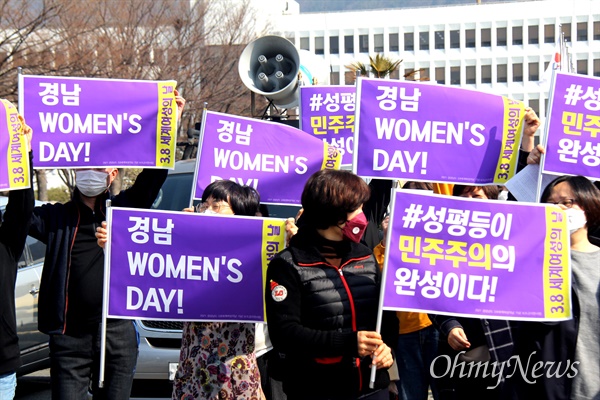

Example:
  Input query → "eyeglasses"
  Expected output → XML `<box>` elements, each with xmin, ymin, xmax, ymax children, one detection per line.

<box><xmin>196</xmin><ymin>201</ymin><xmax>231</xmax><ymax>213</ymax></box>
<box><xmin>546</xmin><ymin>199</ymin><xmax>576</xmax><ymax>208</ymax></box>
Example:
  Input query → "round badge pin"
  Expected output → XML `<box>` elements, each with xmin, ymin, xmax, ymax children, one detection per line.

<box><xmin>271</xmin><ymin>285</ymin><xmax>288</xmax><ymax>302</ymax></box>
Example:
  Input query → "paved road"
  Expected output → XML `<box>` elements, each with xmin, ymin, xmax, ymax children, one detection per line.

<box><xmin>15</xmin><ymin>369</ymin><xmax>171</xmax><ymax>400</ymax></box>
<box><xmin>16</xmin><ymin>370</ymin><xmax>434</xmax><ymax>400</ymax></box>
<box><xmin>15</xmin><ymin>371</ymin><xmax>51</xmax><ymax>400</ymax></box>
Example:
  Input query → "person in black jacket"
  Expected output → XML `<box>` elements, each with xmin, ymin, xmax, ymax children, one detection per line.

<box><xmin>28</xmin><ymin>92</ymin><xmax>185</xmax><ymax>400</ymax></box>
<box><xmin>0</xmin><ymin>115</ymin><xmax>33</xmax><ymax>400</ymax></box>
<box><xmin>265</xmin><ymin>169</ymin><xmax>394</xmax><ymax>400</ymax></box>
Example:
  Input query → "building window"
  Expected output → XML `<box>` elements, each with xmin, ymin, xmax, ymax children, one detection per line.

<box><xmin>594</xmin><ymin>22</ymin><xmax>600</xmax><ymax>40</ymax></box>
<box><xmin>421</xmin><ymin>67</ymin><xmax>430</xmax><ymax>80</ymax></box>
<box><xmin>300</xmin><ymin>37</ymin><xmax>309</xmax><ymax>50</ymax></box>
<box><xmin>330</xmin><ymin>71</ymin><xmax>340</xmax><ymax>85</ymax></box>
<box><xmin>450</xmin><ymin>30</ymin><xmax>460</xmax><ymax>48</ymax></box>
<box><xmin>344</xmin><ymin>35</ymin><xmax>354</xmax><ymax>53</ymax></box>
<box><xmin>390</xmin><ymin>69</ymin><xmax>400</xmax><ymax>79</ymax></box>
<box><xmin>315</xmin><ymin>37</ymin><xmax>324</xmax><ymax>55</ymax></box>
<box><xmin>594</xmin><ymin>59</ymin><xmax>600</xmax><ymax>77</ymax></box>
<box><xmin>389</xmin><ymin>33</ymin><xmax>399</xmax><ymax>51</ymax></box>
<box><xmin>529</xmin><ymin>99</ymin><xmax>540</xmax><ymax>116</ymax></box>
<box><xmin>330</xmin><ymin>36</ymin><xmax>339</xmax><ymax>54</ymax></box>
<box><xmin>562</xmin><ymin>23</ymin><xmax>571</xmax><ymax>41</ymax></box>
<box><xmin>359</xmin><ymin>34</ymin><xmax>369</xmax><ymax>53</ymax></box>
<box><xmin>577</xmin><ymin>22</ymin><xmax>587</xmax><ymax>41</ymax></box>
<box><xmin>544</xmin><ymin>24</ymin><xmax>555</xmax><ymax>43</ymax></box>
<box><xmin>465</xmin><ymin>29</ymin><xmax>475</xmax><ymax>48</ymax></box>
<box><xmin>481</xmin><ymin>28</ymin><xmax>491</xmax><ymax>47</ymax></box>
<box><xmin>528</xmin><ymin>25</ymin><xmax>539</xmax><ymax>44</ymax></box>
<box><xmin>513</xmin><ymin>63</ymin><xmax>523</xmax><ymax>82</ymax></box>
<box><xmin>528</xmin><ymin>62</ymin><xmax>539</xmax><ymax>81</ymax></box>
<box><xmin>497</xmin><ymin>27</ymin><xmax>507</xmax><ymax>46</ymax></box>
<box><xmin>419</xmin><ymin>31</ymin><xmax>429</xmax><ymax>50</ymax></box>
<box><xmin>450</xmin><ymin>66</ymin><xmax>460</xmax><ymax>85</ymax></box>
<box><xmin>512</xmin><ymin>26</ymin><xmax>523</xmax><ymax>45</ymax></box>
<box><xmin>435</xmin><ymin>31</ymin><xmax>444</xmax><ymax>49</ymax></box>
<box><xmin>404</xmin><ymin>32</ymin><xmax>414</xmax><ymax>51</ymax></box>
<box><xmin>577</xmin><ymin>59</ymin><xmax>587</xmax><ymax>74</ymax></box>
<box><xmin>497</xmin><ymin>64</ymin><xmax>508</xmax><ymax>83</ymax></box>
<box><xmin>435</xmin><ymin>67</ymin><xmax>445</xmax><ymax>84</ymax></box>
<box><xmin>481</xmin><ymin>65</ymin><xmax>492</xmax><ymax>83</ymax></box>
<box><xmin>374</xmin><ymin>34</ymin><xmax>384</xmax><ymax>52</ymax></box>
<box><xmin>466</xmin><ymin>66</ymin><xmax>476</xmax><ymax>84</ymax></box>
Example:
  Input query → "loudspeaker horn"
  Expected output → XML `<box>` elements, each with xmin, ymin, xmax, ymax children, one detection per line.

<box><xmin>239</xmin><ymin>35</ymin><xmax>329</xmax><ymax>108</ymax></box>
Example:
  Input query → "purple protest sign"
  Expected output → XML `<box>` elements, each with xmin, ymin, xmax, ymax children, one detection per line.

<box><xmin>542</xmin><ymin>72</ymin><xmax>600</xmax><ymax>180</ymax></box>
<box><xmin>381</xmin><ymin>191</ymin><xmax>571</xmax><ymax>321</ymax></box>
<box><xmin>355</xmin><ymin>78</ymin><xmax>525</xmax><ymax>185</ymax></box>
<box><xmin>106</xmin><ymin>207</ymin><xmax>285</xmax><ymax>322</ymax></box>
<box><xmin>300</xmin><ymin>86</ymin><xmax>355</xmax><ymax>166</ymax></box>
<box><xmin>194</xmin><ymin>111</ymin><xmax>341</xmax><ymax>205</ymax></box>
<box><xmin>0</xmin><ymin>99</ymin><xmax>29</xmax><ymax>191</ymax></box>
<box><xmin>19</xmin><ymin>75</ymin><xmax>177</xmax><ymax>169</ymax></box>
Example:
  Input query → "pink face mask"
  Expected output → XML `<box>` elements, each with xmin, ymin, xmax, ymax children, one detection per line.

<box><xmin>341</xmin><ymin>211</ymin><xmax>368</xmax><ymax>243</ymax></box>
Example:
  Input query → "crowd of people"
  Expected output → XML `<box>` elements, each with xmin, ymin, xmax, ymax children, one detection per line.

<box><xmin>0</xmin><ymin>97</ymin><xmax>598</xmax><ymax>400</ymax></box>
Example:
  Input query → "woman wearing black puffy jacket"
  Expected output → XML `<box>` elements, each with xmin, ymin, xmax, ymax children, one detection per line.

<box><xmin>265</xmin><ymin>169</ymin><xmax>395</xmax><ymax>400</ymax></box>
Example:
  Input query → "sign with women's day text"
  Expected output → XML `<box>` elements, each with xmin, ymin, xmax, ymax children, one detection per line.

<box><xmin>105</xmin><ymin>207</ymin><xmax>285</xmax><ymax>323</ymax></box>
<box><xmin>542</xmin><ymin>72</ymin><xmax>600</xmax><ymax>180</ymax></box>
<box><xmin>300</xmin><ymin>85</ymin><xmax>356</xmax><ymax>166</ymax></box>
<box><xmin>381</xmin><ymin>191</ymin><xmax>572</xmax><ymax>321</ymax></box>
<box><xmin>0</xmin><ymin>99</ymin><xmax>29</xmax><ymax>191</ymax></box>
<box><xmin>194</xmin><ymin>110</ymin><xmax>341</xmax><ymax>205</ymax></box>
<box><xmin>19</xmin><ymin>75</ymin><xmax>178</xmax><ymax>169</ymax></box>
<box><xmin>355</xmin><ymin>78</ymin><xmax>525</xmax><ymax>185</ymax></box>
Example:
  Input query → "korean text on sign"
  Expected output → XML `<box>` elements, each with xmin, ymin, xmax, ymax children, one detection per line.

<box><xmin>543</xmin><ymin>72</ymin><xmax>600</xmax><ymax>179</ymax></box>
<box><xmin>380</xmin><ymin>191</ymin><xmax>571</xmax><ymax>321</ymax></box>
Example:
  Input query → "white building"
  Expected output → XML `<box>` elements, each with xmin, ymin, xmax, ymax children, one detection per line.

<box><xmin>270</xmin><ymin>0</ymin><xmax>600</xmax><ymax>121</ymax></box>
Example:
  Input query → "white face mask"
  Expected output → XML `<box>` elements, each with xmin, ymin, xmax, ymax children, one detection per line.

<box><xmin>202</xmin><ymin>209</ymin><xmax>218</xmax><ymax>215</ymax></box>
<box><xmin>498</xmin><ymin>190</ymin><xmax>509</xmax><ymax>201</ymax></box>
<box><xmin>76</xmin><ymin>170</ymin><xmax>110</xmax><ymax>197</ymax></box>
<box><xmin>565</xmin><ymin>208</ymin><xmax>587</xmax><ymax>234</ymax></box>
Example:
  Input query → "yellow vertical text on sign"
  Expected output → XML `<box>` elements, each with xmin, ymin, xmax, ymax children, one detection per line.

<box><xmin>155</xmin><ymin>81</ymin><xmax>177</xmax><ymax>168</ymax></box>
<box><xmin>321</xmin><ymin>143</ymin><xmax>342</xmax><ymax>170</ymax></box>
<box><xmin>542</xmin><ymin>207</ymin><xmax>571</xmax><ymax>319</ymax></box>
<box><xmin>495</xmin><ymin>98</ymin><xmax>525</xmax><ymax>184</ymax></box>
<box><xmin>261</xmin><ymin>219</ymin><xmax>286</xmax><ymax>322</ymax></box>
<box><xmin>3</xmin><ymin>99</ymin><xmax>29</xmax><ymax>190</ymax></box>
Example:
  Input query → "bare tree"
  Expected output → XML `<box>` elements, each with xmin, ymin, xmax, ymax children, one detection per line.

<box><xmin>57</xmin><ymin>168</ymin><xmax>75</xmax><ymax>198</ymax></box>
<box><xmin>0</xmin><ymin>0</ymin><xmax>63</xmax><ymax>99</ymax></box>
<box><xmin>1</xmin><ymin>0</ymin><xmax>265</xmax><ymax>200</ymax></box>
<box><xmin>35</xmin><ymin>169</ymin><xmax>48</xmax><ymax>201</ymax></box>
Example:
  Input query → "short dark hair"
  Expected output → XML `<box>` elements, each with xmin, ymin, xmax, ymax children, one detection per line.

<box><xmin>202</xmin><ymin>180</ymin><xmax>260</xmax><ymax>217</ymax></box>
<box><xmin>452</xmin><ymin>185</ymin><xmax>500</xmax><ymax>200</ymax></box>
<box><xmin>301</xmin><ymin>169</ymin><xmax>370</xmax><ymax>230</ymax></box>
<box><xmin>402</xmin><ymin>181</ymin><xmax>433</xmax><ymax>191</ymax></box>
<box><xmin>541</xmin><ymin>175</ymin><xmax>600</xmax><ymax>233</ymax></box>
